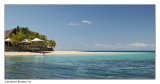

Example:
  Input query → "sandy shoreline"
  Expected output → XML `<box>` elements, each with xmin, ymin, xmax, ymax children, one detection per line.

<box><xmin>5</xmin><ymin>51</ymin><xmax>96</xmax><ymax>56</ymax></box>
<box><xmin>5</xmin><ymin>51</ymin><xmax>148</xmax><ymax>56</ymax></box>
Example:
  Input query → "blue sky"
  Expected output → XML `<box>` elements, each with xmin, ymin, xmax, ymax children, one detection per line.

<box><xmin>5</xmin><ymin>5</ymin><xmax>155</xmax><ymax>51</ymax></box>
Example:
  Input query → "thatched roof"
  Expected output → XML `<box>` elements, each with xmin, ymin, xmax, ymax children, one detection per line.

<box><xmin>5</xmin><ymin>29</ymin><xmax>14</xmax><ymax>39</ymax></box>
<box><xmin>5</xmin><ymin>28</ymin><xmax>19</xmax><ymax>39</ymax></box>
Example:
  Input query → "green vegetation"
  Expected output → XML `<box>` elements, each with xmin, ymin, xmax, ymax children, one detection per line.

<box><xmin>9</xmin><ymin>26</ymin><xmax>56</xmax><ymax>48</ymax></box>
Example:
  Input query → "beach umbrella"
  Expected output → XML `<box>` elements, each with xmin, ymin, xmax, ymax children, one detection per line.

<box><xmin>31</xmin><ymin>38</ymin><xmax>43</xmax><ymax>46</ymax></box>
<box><xmin>31</xmin><ymin>38</ymin><xmax>43</xmax><ymax>42</ymax></box>
<box><xmin>5</xmin><ymin>38</ymin><xmax>11</xmax><ymax>42</ymax></box>
<box><xmin>21</xmin><ymin>39</ymin><xmax>31</xmax><ymax>43</ymax></box>
<box><xmin>31</xmin><ymin>38</ymin><xmax>44</xmax><ymax>51</ymax></box>
<box><xmin>5</xmin><ymin>38</ymin><xmax>11</xmax><ymax>46</ymax></box>
<box><xmin>20</xmin><ymin>39</ymin><xmax>31</xmax><ymax>49</ymax></box>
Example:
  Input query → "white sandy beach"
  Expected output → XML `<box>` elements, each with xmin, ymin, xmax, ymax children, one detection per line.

<box><xmin>5</xmin><ymin>51</ymin><xmax>96</xmax><ymax>56</ymax></box>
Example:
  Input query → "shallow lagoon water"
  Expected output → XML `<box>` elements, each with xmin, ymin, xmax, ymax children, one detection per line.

<box><xmin>5</xmin><ymin>52</ymin><xmax>155</xmax><ymax>79</ymax></box>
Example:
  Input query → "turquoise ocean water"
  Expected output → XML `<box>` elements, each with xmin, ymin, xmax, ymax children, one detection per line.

<box><xmin>5</xmin><ymin>52</ymin><xmax>155</xmax><ymax>79</ymax></box>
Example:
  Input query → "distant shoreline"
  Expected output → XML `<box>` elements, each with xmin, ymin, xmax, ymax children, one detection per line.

<box><xmin>5</xmin><ymin>50</ymin><xmax>155</xmax><ymax>56</ymax></box>
<box><xmin>84</xmin><ymin>50</ymin><xmax>155</xmax><ymax>52</ymax></box>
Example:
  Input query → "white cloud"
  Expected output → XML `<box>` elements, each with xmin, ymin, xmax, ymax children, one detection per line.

<box><xmin>128</xmin><ymin>43</ymin><xmax>147</xmax><ymax>47</ymax></box>
<box><xmin>82</xmin><ymin>20</ymin><xmax>92</xmax><ymax>24</ymax></box>
<box><xmin>128</xmin><ymin>43</ymin><xmax>155</xmax><ymax>49</ymax></box>
<box><xmin>94</xmin><ymin>44</ymin><xmax>103</xmax><ymax>46</ymax></box>
<box><xmin>147</xmin><ymin>44</ymin><xmax>155</xmax><ymax>47</ymax></box>
<box><xmin>92</xmin><ymin>43</ymin><xmax>155</xmax><ymax>50</ymax></box>
<box><xmin>67</xmin><ymin>22</ymin><xmax>79</xmax><ymax>26</ymax></box>
<box><xmin>67</xmin><ymin>20</ymin><xmax>92</xmax><ymax>27</ymax></box>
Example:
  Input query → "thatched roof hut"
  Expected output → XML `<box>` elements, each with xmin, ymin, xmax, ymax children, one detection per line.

<box><xmin>5</xmin><ymin>29</ymin><xmax>14</xmax><ymax>39</ymax></box>
<box><xmin>5</xmin><ymin>27</ymin><xmax>20</xmax><ymax>39</ymax></box>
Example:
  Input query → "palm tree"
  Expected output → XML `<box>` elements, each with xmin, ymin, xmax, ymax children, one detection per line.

<box><xmin>47</xmin><ymin>40</ymin><xmax>56</xmax><ymax>49</ymax></box>
<box><xmin>9</xmin><ymin>30</ymin><xmax>26</xmax><ymax>47</ymax></box>
<box><xmin>20</xmin><ymin>27</ymin><xmax>31</xmax><ymax>38</ymax></box>
<box><xmin>7</xmin><ymin>26</ymin><xmax>56</xmax><ymax>51</ymax></box>
<box><xmin>9</xmin><ymin>33</ymin><xmax>19</xmax><ymax>47</ymax></box>
<box><xmin>39</xmin><ymin>35</ymin><xmax>46</xmax><ymax>40</ymax></box>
